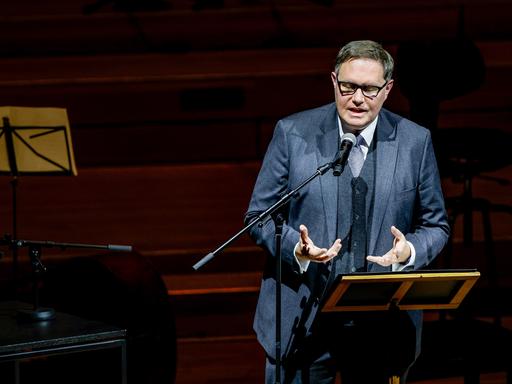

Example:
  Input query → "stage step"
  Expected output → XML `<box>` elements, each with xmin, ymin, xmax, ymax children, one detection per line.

<box><xmin>164</xmin><ymin>271</ymin><xmax>261</xmax><ymax>296</ymax></box>
<box><xmin>163</xmin><ymin>270</ymin><xmax>262</xmax><ymax>339</ymax></box>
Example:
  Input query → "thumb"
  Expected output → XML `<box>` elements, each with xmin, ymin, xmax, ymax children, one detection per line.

<box><xmin>391</xmin><ymin>225</ymin><xmax>405</xmax><ymax>242</ymax></box>
<box><xmin>299</xmin><ymin>224</ymin><xmax>309</xmax><ymax>244</ymax></box>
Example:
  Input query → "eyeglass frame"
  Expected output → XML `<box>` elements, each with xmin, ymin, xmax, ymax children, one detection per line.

<box><xmin>333</xmin><ymin>75</ymin><xmax>389</xmax><ymax>99</ymax></box>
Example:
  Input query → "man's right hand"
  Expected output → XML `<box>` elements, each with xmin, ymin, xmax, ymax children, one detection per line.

<box><xmin>295</xmin><ymin>224</ymin><xmax>341</xmax><ymax>263</ymax></box>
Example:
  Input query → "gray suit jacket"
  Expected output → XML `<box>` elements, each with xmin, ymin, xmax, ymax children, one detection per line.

<box><xmin>245</xmin><ymin>103</ymin><xmax>450</xmax><ymax>361</ymax></box>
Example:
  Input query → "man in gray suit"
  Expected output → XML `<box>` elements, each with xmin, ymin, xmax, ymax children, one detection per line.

<box><xmin>245</xmin><ymin>40</ymin><xmax>450</xmax><ymax>383</ymax></box>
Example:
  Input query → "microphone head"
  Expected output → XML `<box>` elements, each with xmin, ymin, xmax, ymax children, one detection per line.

<box><xmin>332</xmin><ymin>132</ymin><xmax>356</xmax><ymax>176</ymax></box>
<box><xmin>341</xmin><ymin>132</ymin><xmax>357</xmax><ymax>146</ymax></box>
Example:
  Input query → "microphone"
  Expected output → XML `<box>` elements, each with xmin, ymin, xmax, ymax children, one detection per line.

<box><xmin>332</xmin><ymin>133</ymin><xmax>356</xmax><ymax>176</ymax></box>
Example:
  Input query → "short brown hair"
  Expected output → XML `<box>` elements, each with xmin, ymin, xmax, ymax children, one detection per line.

<box><xmin>334</xmin><ymin>40</ymin><xmax>394</xmax><ymax>81</ymax></box>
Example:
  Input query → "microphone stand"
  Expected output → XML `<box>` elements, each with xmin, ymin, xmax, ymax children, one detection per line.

<box><xmin>0</xmin><ymin>235</ymin><xmax>132</xmax><ymax>322</ymax></box>
<box><xmin>193</xmin><ymin>158</ymin><xmax>339</xmax><ymax>384</ymax></box>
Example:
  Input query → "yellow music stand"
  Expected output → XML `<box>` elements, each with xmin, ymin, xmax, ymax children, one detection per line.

<box><xmin>0</xmin><ymin>106</ymin><xmax>77</xmax><ymax>176</ymax></box>
<box><xmin>0</xmin><ymin>106</ymin><xmax>77</xmax><ymax>287</ymax></box>
<box><xmin>322</xmin><ymin>269</ymin><xmax>480</xmax><ymax>384</ymax></box>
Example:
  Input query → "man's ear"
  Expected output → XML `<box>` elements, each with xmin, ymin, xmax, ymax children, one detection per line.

<box><xmin>384</xmin><ymin>79</ymin><xmax>394</xmax><ymax>96</ymax></box>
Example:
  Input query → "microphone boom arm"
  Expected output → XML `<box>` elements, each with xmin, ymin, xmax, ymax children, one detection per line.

<box><xmin>192</xmin><ymin>159</ymin><xmax>335</xmax><ymax>270</ymax></box>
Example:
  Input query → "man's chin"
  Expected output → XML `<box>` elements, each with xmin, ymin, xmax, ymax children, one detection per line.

<box><xmin>342</xmin><ymin>115</ymin><xmax>367</xmax><ymax>129</ymax></box>
<box><xmin>345</xmin><ymin>123</ymin><xmax>367</xmax><ymax>133</ymax></box>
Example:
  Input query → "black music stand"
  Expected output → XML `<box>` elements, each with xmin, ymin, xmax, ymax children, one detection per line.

<box><xmin>0</xmin><ymin>106</ymin><xmax>77</xmax><ymax>289</ymax></box>
<box><xmin>322</xmin><ymin>269</ymin><xmax>480</xmax><ymax>384</ymax></box>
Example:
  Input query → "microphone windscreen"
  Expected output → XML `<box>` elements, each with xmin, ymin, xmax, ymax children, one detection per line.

<box><xmin>341</xmin><ymin>132</ymin><xmax>356</xmax><ymax>145</ymax></box>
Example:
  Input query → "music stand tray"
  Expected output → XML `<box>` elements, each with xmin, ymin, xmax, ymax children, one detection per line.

<box><xmin>322</xmin><ymin>269</ymin><xmax>480</xmax><ymax>312</ymax></box>
<box><xmin>0</xmin><ymin>106</ymin><xmax>77</xmax><ymax>176</ymax></box>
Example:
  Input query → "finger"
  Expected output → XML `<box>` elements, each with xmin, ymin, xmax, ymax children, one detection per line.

<box><xmin>309</xmin><ymin>246</ymin><xmax>328</xmax><ymax>257</ymax></box>
<box><xmin>366</xmin><ymin>255</ymin><xmax>388</xmax><ymax>266</ymax></box>
<box><xmin>316</xmin><ymin>255</ymin><xmax>334</xmax><ymax>263</ymax></box>
<box><xmin>298</xmin><ymin>225</ymin><xmax>310</xmax><ymax>254</ymax></box>
<box><xmin>366</xmin><ymin>255</ymin><xmax>382</xmax><ymax>264</ymax></box>
<box><xmin>299</xmin><ymin>224</ymin><xmax>309</xmax><ymax>245</ymax></box>
<box><xmin>367</xmin><ymin>252</ymin><xmax>394</xmax><ymax>266</ymax></box>
<box><xmin>327</xmin><ymin>239</ymin><xmax>342</xmax><ymax>256</ymax></box>
<box><xmin>309</xmin><ymin>242</ymin><xmax>340</xmax><ymax>262</ymax></box>
<box><xmin>312</xmin><ymin>251</ymin><xmax>335</xmax><ymax>263</ymax></box>
<box><xmin>391</xmin><ymin>225</ymin><xmax>405</xmax><ymax>241</ymax></box>
<box><xmin>317</xmin><ymin>242</ymin><xmax>341</xmax><ymax>262</ymax></box>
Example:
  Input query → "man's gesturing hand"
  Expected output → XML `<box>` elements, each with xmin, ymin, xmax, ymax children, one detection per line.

<box><xmin>295</xmin><ymin>224</ymin><xmax>342</xmax><ymax>263</ymax></box>
<box><xmin>366</xmin><ymin>225</ymin><xmax>411</xmax><ymax>266</ymax></box>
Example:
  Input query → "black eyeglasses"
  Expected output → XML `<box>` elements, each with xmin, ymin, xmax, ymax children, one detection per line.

<box><xmin>336</xmin><ymin>80</ymin><xmax>388</xmax><ymax>98</ymax></box>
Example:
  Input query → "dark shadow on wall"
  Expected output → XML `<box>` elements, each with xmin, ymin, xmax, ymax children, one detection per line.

<box><xmin>34</xmin><ymin>251</ymin><xmax>177</xmax><ymax>384</ymax></box>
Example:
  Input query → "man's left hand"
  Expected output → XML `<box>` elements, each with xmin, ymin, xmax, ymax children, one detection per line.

<box><xmin>366</xmin><ymin>225</ymin><xmax>411</xmax><ymax>266</ymax></box>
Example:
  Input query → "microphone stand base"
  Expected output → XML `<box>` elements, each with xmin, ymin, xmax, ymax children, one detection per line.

<box><xmin>17</xmin><ymin>307</ymin><xmax>56</xmax><ymax>323</ymax></box>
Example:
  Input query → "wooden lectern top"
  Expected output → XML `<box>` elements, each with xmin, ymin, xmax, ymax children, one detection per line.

<box><xmin>322</xmin><ymin>269</ymin><xmax>480</xmax><ymax>312</ymax></box>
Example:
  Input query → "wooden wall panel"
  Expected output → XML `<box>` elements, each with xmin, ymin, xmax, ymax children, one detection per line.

<box><xmin>0</xmin><ymin>163</ymin><xmax>261</xmax><ymax>256</ymax></box>
<box><xmin>1</xmin><ymin>1</ymin><xmax>512</xmax><ymax>57</ymax></box>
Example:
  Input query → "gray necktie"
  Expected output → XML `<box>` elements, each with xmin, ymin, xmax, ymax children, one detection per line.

<box><xmin>349</xmin><ymin>134</ymin><xmax>365</xmax><ymax>177</ymax></box>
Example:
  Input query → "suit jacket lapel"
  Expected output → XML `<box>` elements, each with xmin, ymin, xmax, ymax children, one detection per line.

<box><xmin>369</xmin><ymin>110</ymin><xmax>398</xmax><ymax>255</ymax></box>
<box><xmin>316</xmin><ymin>104</ymin><xmax>340</xmax><ymax>244</ymax></box>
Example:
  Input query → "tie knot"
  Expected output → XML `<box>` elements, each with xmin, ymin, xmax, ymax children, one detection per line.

<box><xmin>356</xmin><ymin>134</ymin><xmax>365</xmax><ymax>147</ymax></box>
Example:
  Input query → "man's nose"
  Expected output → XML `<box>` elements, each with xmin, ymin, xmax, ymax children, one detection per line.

<box><xmin>352</xmin><ymin>88</ymin><xmax>365</xmax><ymax>103</ymax></box>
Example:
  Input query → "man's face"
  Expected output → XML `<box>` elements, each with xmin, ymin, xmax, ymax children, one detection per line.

<box><xmin>331</xmin><ymin>58</ymin><xmax>393</xmax><ymax>134</ymax></box>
